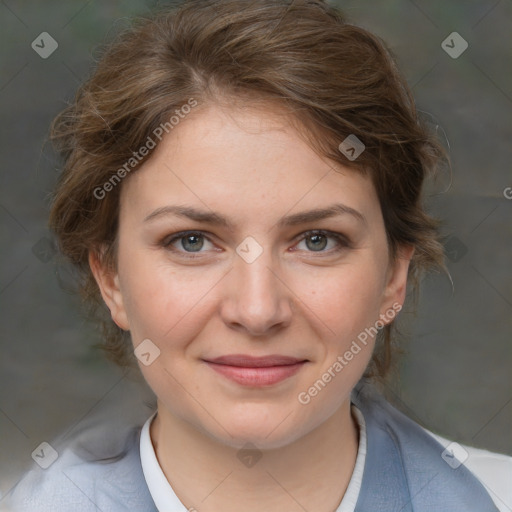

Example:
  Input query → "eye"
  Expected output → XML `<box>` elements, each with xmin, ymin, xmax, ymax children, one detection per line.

<box><xmin>293</xmin><ymin>230</ymin><xmax>350</xmax><ymax>254</ymax></box>
<box><xmin>161</xmin><ymin>229</ymin><xmax>351</xmax><ymax>259</ymax></box>
<box><xmin>163</xmin><ymin>231</ymin><xmax>216</xmax><ymax>258</ymax></box>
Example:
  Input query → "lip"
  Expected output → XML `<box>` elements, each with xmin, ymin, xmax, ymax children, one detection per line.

<box><xmin>203</xmin><ymin>354</ymin><xmax>308</xmax><ymax>387</ymax></box>
<box><xmin>206</xmin><ymin>354</ymin><xmax>306</xmax><ymax>367</ymax></box>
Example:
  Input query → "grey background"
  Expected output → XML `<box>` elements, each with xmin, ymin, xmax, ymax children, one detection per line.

<box><xmin>1</xmin><ymin>0</ymin><xmax>511</xmax><ymax>504</ymax></box>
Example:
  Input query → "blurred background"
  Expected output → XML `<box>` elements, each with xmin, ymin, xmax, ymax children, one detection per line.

<box><xmin>1</xmin><ymin>0</ymin><xmax>511</xmax><ymax>505</ymax></box>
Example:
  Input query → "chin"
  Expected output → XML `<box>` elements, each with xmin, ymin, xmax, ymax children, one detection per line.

<box><xmin>217</xmin><ymin>428</ymin><xmax>302</xmax><ymax>451</ymax></box>
<box><xmin>202</xmin><ymin>407</ymin><xmax>306</xmax><ymax>450</ymax></box>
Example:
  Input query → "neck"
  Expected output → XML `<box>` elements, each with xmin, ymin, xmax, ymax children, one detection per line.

<box><xmin>150</xmin><ymin>400</ymin><xmax>359</xmax><ymax>512</ymax></box>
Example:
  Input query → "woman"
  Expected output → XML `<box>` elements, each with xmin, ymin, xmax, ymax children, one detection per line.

<box><xmin>7</xmin><ymin>1</ymin><xmax>511</xmax><ymax>511</ymax></box>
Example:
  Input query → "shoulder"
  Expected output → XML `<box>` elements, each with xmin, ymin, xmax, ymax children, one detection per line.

<box><xmin>425</xmin><ymin>430</ymin><xmax>512</xmax><ymax>512</ymax></box>
<box><xmin>5</xmin><ymin>425</ymin><xmax>157</xmax><ymax>512</ymax></box>
<box><xmin>352</xmin><ymin>382</ymin><xmax>510</xmax><ymax>511</ymax></box>
<box><xmin>7</xmin><ymin>446</ymin><xmax>105</xmax><ymax>512</ymax></box>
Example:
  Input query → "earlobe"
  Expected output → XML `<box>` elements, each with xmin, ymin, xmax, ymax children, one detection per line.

<box><xmin>88</xmin><ymin>250</ymin><xmax>130</xmax><ymax>331</ymax></box>
<box><xmin>380</xmin><ymin>245</ymin><xmax>415</xmax><ymax>321</ymax></box>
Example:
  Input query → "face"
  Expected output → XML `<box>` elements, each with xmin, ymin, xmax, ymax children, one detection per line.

<box><xmin>91</xmin><ymin>102</ymin><xmax>412</xmax><ymax>450</ymax></box>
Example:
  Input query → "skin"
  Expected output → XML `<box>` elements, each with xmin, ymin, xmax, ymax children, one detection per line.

<box><xmin>90</xmin><ymin>101</ymin><xmax>414</xmax><ymax>512</ymax></box>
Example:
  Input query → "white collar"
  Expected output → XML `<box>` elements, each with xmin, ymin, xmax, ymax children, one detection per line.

<box><xmin>140</xmin><ymin>405</ymin><xmax>367</xmax><ymax>512</ymax></box>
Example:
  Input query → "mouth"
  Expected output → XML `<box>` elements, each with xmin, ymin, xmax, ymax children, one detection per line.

<box><xmin>202</xmin><ymin>354</ymin><xmax>309</xmax><ymax>387</ymax></box>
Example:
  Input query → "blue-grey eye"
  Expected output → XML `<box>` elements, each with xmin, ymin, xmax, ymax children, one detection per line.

<box><xmin>305</xmin><ymin>233</ymin><xmax>328</xmax><ymax>251</ymax></box>
<box><xmin>180</xmin><ymin>233</ymin><xmax>204</xmax><ymax>252</ymax></box>
<box><xmin>295</xmin><ymin>230</ymin><xmax>347</xmax><ymax>253</ymax></box>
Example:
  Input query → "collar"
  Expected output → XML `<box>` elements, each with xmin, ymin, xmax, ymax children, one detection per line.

<box><xmin>139</xmin><ymin>382</ymin><xmax>499</xmax><ymax>512</ymax></box>
<box><xmin>351</xmin><ymin>382</ymin><xmax>499</xmax><ymax>511</ymax></box>
<box><xmin>140</xmin><ymin>405</ymin><xmax>367</xmax><ymax>512</ymax></box>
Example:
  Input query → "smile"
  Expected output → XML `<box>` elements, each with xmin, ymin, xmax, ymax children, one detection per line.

<box><xmin>203</xmin><ymin>354</ymin><xmax>308</xmax><ymax>387</ymax></box>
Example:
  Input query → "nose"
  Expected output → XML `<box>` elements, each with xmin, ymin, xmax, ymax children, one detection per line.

<box><xmin>219</xmin><ymin>244</ymin><xmax>293</xmax><ymax>337</ymax></box>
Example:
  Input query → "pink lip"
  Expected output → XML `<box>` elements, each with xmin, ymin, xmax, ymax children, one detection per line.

<box><xmin>203</xmin><ymin>354</ymin><xmax>308</xmax><ymax>387</ymax></box>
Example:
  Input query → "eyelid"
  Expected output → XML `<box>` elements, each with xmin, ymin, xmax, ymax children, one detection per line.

<box><xmin>161</xmin><ymin>229</ymin><xmax>351</xmax><ymax>258</ymax></box>
<box><xmin>293</xmin><ymin>229</ymin><xmax>351</xmax><ymax>247</ymax></box>
<box><xmin>162</xmin><ymin>230</ymin><xmax>215</xmax><ymax>245</ymax></box>
<box><xmin>289</xmin><ymin>230</ymin><xmax>352</xmax><ymax>257</ymax></box>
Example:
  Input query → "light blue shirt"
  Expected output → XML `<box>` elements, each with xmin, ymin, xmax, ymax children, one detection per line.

<box><xmin>5</xmin><ymin>383</ymin><xmax>510</xmax><ymax>511</ymax></box>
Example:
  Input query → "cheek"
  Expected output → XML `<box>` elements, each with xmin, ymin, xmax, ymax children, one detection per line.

<box><xmin>117</xmin><ymin>249</ymin><xmax>221</xmax><ymax>344</ymax></box>
<box><xmin>305</xmin><ymin>262</ymin><xmax>385</xmax><ymax>342</ymax></box>
<box><xmin>293</xmin><ymin>266</ymin><xmax>384</xmax><ymax>411</ymax></box>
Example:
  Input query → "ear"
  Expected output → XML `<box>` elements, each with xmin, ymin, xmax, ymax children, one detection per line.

<box><xmin>89</xmin><ymin>249</ymin><xmax>130</xmax><ymax>331</ymax></box>
<box><xmin>379</xmin><ymin>244</ymin><xmax>415</xmax><ymax>322</ymax></box>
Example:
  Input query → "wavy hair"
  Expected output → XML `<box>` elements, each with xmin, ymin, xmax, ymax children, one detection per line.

<box><xmin>48</xmin><ymin>0</ymin><xmax>448</xmax><ymax>378</ymax></box>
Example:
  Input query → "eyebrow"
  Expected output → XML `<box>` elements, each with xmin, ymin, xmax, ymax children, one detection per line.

<box><xmin>143</xmin><ymin>203</ymin><xmax>366</xmax><ymax>228</ymax></box>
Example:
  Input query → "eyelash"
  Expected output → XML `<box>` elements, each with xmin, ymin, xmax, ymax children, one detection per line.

<box><xmin>161</xmin><ymin>230</ymin><xmax>351</xmax><ymax>259</ymax></box>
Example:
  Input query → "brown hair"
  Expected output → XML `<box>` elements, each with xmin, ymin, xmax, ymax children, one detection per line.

<box><xmin>49</xmin><ymin>0</ymin><xmax>448</xmax><ymax>378</ymax></box>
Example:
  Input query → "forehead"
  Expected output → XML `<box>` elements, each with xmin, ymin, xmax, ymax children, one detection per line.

<box><xmin>119</xmin><ymin>103</ymin><xmax>380</xmax><ymax>229</ymax></box>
